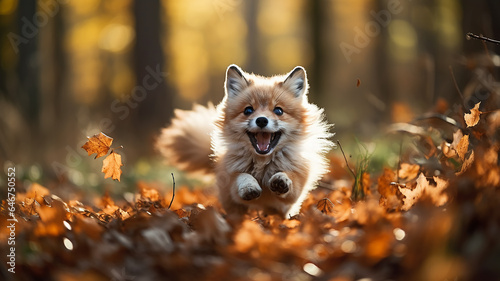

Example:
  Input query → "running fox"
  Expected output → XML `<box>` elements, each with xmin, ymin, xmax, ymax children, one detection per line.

<box><xmin>156</xmin><ymin>65</ymin><xmax>333</xmax><ymax>218</ymax></box>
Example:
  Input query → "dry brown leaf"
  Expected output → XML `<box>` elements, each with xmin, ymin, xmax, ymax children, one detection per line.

<box><xmin>464</xmin><ymin>102</ymin><xmax>482</xmax><ymax>127</ymax></box>
<box><xmin>398</xmin><ymin>163</ymin><xmax>420</xmax><ymax>180</ymax></box>
<box><xmin>35</xmin><ymin>200</ymin><xmax>68</xmax><ymax>236</ymax></box>
<box><xmin>377</xmin><ymin>168</ymin><xmax>403</xmax><ymax>211</ymax></box>
<box><xmin>82</xmin><ymin>132</ymin><xmax>113</xmax><ymax>159</ymax></box>
<box><xmin>399</xmin><ymin>173</ymin><xmax>426</xmax><ymax>211</ymax></box>
<box><xmin>398</xmin><ymin>173</ymin><xmax>449</xmax><ymax>210</ymax></box>
<box><xmin>428</xmin><ymin>176</ymin><xmax>449</xmax><ymax>207</ymax></box>
<box><xmin>456</xmin><ymin>135</ymin><xmax>470</xmax><ymax>161</ymax></box>
<box><xmin>17</xmin><ymin>182</ymin><xmax>50</xmax><ymax>205</ymax></box>
<box><xmin>443</xmin><ymin>130</ymin><xmax>470</xmax><ymax>161</ymax></box>
<box><xmin>102</xmin><ymin>151</ymin><xmax>123</xmax><ymax>181</ymax></box>
<box><xmin>72</xmin><ymin>215</ymin><xmax>104</xmax><ymax>241</ymax></box>
<box><xmin>317</xmin><ymin>198</ymin><xmax>334</xmax><ymax>214</ymax></box>
<box><xmin>457</xmin><ymin>150</ymin><xmax>475</xmax><ymax>175</ymax></box>
<box><xmin>138</xmin><ymin>182</ymin><xmax>162</xmax><ymax>202</ymax></box>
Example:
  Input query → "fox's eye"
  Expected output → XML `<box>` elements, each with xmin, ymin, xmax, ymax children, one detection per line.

<box><xmin>244</xmin><ymin>106</ymin><xmax>254</xmax><ymax>116</ymax></box>
<box><xmin>273</xmin><ymin>107</ymin><xmax>283</xmax><ymax>116</ymax></box>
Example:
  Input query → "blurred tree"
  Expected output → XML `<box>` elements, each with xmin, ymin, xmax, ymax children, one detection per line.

<box><xmin>17</xmin><ymin>0</ymin><xmax>39</xmax><ymax>125</ymax></box>
<box><xmin>245</xmin><ymin>0</ymin><xmax>260</xmax><ymax>73</ymax></box>
<box><xmin>131</xmin><ymin>0</ymin><xmax>171</xmax><ymax>158</ymax></box>
<box><xmin>308</xmin><ymin>0</ymin><xmax>327</xmax><ymax>101</ymax></box>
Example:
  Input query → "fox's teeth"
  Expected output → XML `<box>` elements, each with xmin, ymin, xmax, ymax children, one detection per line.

<box><xmin>247</xmin><ymin>131</ymin><xmax>281</xmax><ymax>155</ymax></box>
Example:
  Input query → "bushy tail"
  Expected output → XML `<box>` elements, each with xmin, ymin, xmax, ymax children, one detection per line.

<box><xmin>155</xmin><ymin>103</ymin><xmax>217</xmax><ymax>175</ymax></box>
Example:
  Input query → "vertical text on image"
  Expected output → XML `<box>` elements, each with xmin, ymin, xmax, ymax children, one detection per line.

<box><xmin>6</xmin><ymin>164</ymin><xmax>17</xmax><ymax>274</ymax></box>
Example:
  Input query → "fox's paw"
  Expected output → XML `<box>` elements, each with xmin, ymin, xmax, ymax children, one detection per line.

<box><xmin>236</xmin><ymin>173</ymin><xmax>262</xmax><ymax>201</ymax></box>
<box><xmin>269</xmin><ymin>172</ymin><xmax>291</xmax><ymax>195</ymax></box>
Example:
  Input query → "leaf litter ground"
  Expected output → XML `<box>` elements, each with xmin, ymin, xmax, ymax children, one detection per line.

<box><xmin>2</xmin><ymin>101</ymin><xmax>500</xmax><ymax>280</ymax></box>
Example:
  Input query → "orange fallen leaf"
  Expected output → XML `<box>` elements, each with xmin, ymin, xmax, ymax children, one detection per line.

<box><xmin>317</xmin><ymin>198</ymin><xmax>335</xmax><ymax>214</ymax></box>
<box><xmin>17</xmin><ymin>182</ymin><xmax>50</xmax><ymax>205</ymax></box>
<box><xmin>102</xmin><ymin>151</ymin><xmax>123</xmax><ymax>181</ymax></box>
<box><xmin>443</xmin><ymin>130</ymin><xmax>469</xmax><ymax>161</ymax></box>
<box><xmin>456</xmin><ymin>134</ymin><xmax>470</xmax><ymax>161</ymax></box>
<box><xmin>398</xmin><ymin>163</ymin><xmax>420</xmax><ymax>180</ymax></box>
<box><xmin>464</xmin><ymin>102</ymin><xmax>482</xmax><ymax>127</ymax></box>
<box><xmin>398</xmin><ymin>173</ymin><xmax>449</xmax><ymax>210</ymax></box>
<box><xmin>377</xmin><ymin>168</ymin><xmax>403</xmax><ymax>211</ymax></box>
<box><xmin>427</xmin><ymin>176</ymin><xmax>449</xmax><ymax>207</ymax></box>
<box><xmin>35</xmin><ymin>200</ymin><xmax>68</xmax><ymax>236</ymax></box>
<box><xmin>82</xmin><ymin>132</ymin><xmax>113</xmax><ymax>159</ymax></box>
<box><xmin>398</xmin><ymin>174</ymin><xmax>426</xmax><ymax>211</ymax></box>
<box><xmin>457</xmin><ymin>150</ymin><xmax>475</xmax><ymax>175</ymax></box>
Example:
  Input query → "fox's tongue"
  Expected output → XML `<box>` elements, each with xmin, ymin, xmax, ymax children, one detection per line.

<box><xmin>256</xmin><ymin>132</ymin><xmax>271</xmax><ymax>152</ymax></box>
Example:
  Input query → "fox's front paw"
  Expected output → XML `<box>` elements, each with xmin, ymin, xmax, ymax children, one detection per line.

<box><xmin>236</xmin><ymin>173</ymin><xmax>262</xmax><ymax>201</ymax></box>
<box><xmin>269</xmin><ymin>172</ymin><xmax>291</xmax><ymax>195</ymax></box>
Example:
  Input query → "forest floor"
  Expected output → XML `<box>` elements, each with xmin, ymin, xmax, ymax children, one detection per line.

<box><xmin>2</xmin><ymin>73</ymin><xmax>500</xmax><ymax>280</ymax></box>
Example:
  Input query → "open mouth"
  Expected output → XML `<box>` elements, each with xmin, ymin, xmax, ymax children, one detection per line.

<box><xmin>247</xmin><ymin>131</ymin><xmax>282</xmax><ymax>155</ymax></box>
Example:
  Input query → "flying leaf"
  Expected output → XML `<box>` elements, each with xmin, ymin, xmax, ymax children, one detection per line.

<box><xmin>464</xmin><ymin>102</ymin><xmax>482</xmax><ymax>127</ymax></box>
<box><xmin>317</xmin><ymin>198</ymin><xmax>335</xmax><ymax>214</ymax></box>
<box><xmin>102</xmin><ymin>151</ymin><xmax>123</xmax><ymax>181</ymax></box>
<box><xmin>457</xmin><ymin>150</ymin><xmax>475</xmax><ymax>175</ymax></box>
<box><xmin>82</xmin><ymin>132</ymin><xmax>113</xmax><ymax>159</ymax></box>
<box><xmin>456</xmin><ymin>134</ymin><xmax>469</xmax><ymax>161</ymax></box>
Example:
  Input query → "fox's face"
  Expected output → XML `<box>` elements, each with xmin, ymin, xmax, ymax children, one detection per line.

<box><xmin>218</xmin><ymin>65</ymin><xmax>309</xmax><ymax>156</ymax></box>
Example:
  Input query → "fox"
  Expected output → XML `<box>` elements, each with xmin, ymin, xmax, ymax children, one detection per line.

<box><xmin>156</xmin><ymin>65</ymin><xmax>334</xmax><ymax>218</ymax></box>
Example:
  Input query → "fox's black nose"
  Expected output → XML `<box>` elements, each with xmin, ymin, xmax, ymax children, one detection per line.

<box><xmin>255</xmin><ymin>117</ymin><xmax>268</xmax><ymax>128</ymax></box>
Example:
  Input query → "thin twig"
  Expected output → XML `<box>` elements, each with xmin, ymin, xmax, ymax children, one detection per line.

<box><xmin>466</xmin><ymin>32</ymin><xmax>500</xmax><ymax>45</ymax></box>
<box><xmin>168</xmin><ymin>173</ymin><xmax>175</xmax><ymax>209</ymax></box>
<box><xmin>396</xmin><ymin>140</ymin><xmax>402</xmax><ymax>183</ymax></box>
<box><xmin>449</xmin><ymin>66</ymin><xmax>464</xmax><ymax>101</ymax></box>
<box><xmin>337</xmin><ymin>140</ymin><xmax>356</xmax><ymax>179</ymax></box>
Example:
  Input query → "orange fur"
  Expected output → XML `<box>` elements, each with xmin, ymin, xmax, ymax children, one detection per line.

<box><xmin>156</xmin><ymin>65</ymin><xmax>334</xmax><ymax>218</ymax></box>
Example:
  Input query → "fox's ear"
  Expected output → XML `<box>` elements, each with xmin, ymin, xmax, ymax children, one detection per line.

<box><xmin>225</xmin><ymin>64</ymin><xmax>249</xmax><ymax>97</ymax></box>
<box><xmin>283</xmin><ymin>66</ymin><xmax>308</xmax><ymax>98</ymax></box>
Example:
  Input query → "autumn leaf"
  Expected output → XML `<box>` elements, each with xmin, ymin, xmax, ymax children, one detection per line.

<box><xmin>442</xmin><ymin>130</ymin><xmax>469</xmax><ymax>161</ymax></box>
<box><xmin>317</xmin><ymin>198</ymin><xmax>335</xmax><ymax>214</ymax></box>
<box><xmin>82</xmin><ymin>132</ymin><xmax>113</xmax><ymax>159</ymax></box>
<box><xmin>398</xmin><ymin>173</ymin><xmax>449</xmax><ymax>211</ymax></box>
<box><xmin>456</xmin><ymin>134</ymin><xmax>470</xmax><ymax>161</ymax></box>
<box><xmin>102</xmin><ymin>151</ymin><xmax>123</xmax><ymax>181</ymax></box>
<box><xmin>464</xmin><ymin>102</ymin><xmax>482</xmax><ymax>127</ymax></box>
<box><xmin>398</xmin><ymin>163</ymin><xmax>420</xmax><ymax>180</ymax></box>
<box><xmin>377</xmin><ymin>168</ymin><xmax>403</xmax><ymax>211</ymax></box>
<box><xmin>427</xmin><ymin>176</ymin><xmax>449</xmax><ymax>206</ymax></box>
<box><xmin>398</xmin><ymin>175</ymin><xmax>425</xmax><ymax>211</ymax></box>
<box><xmin>457</xmin><ymin>150</ymin><xmax>475</xmax><ymax>175</ymax></box>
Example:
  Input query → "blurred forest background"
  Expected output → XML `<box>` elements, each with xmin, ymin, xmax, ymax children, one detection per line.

<box><xmin>0</xmin><ymin>0</ymin><xmax>499</xmax><ymax>188</ymax></box>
